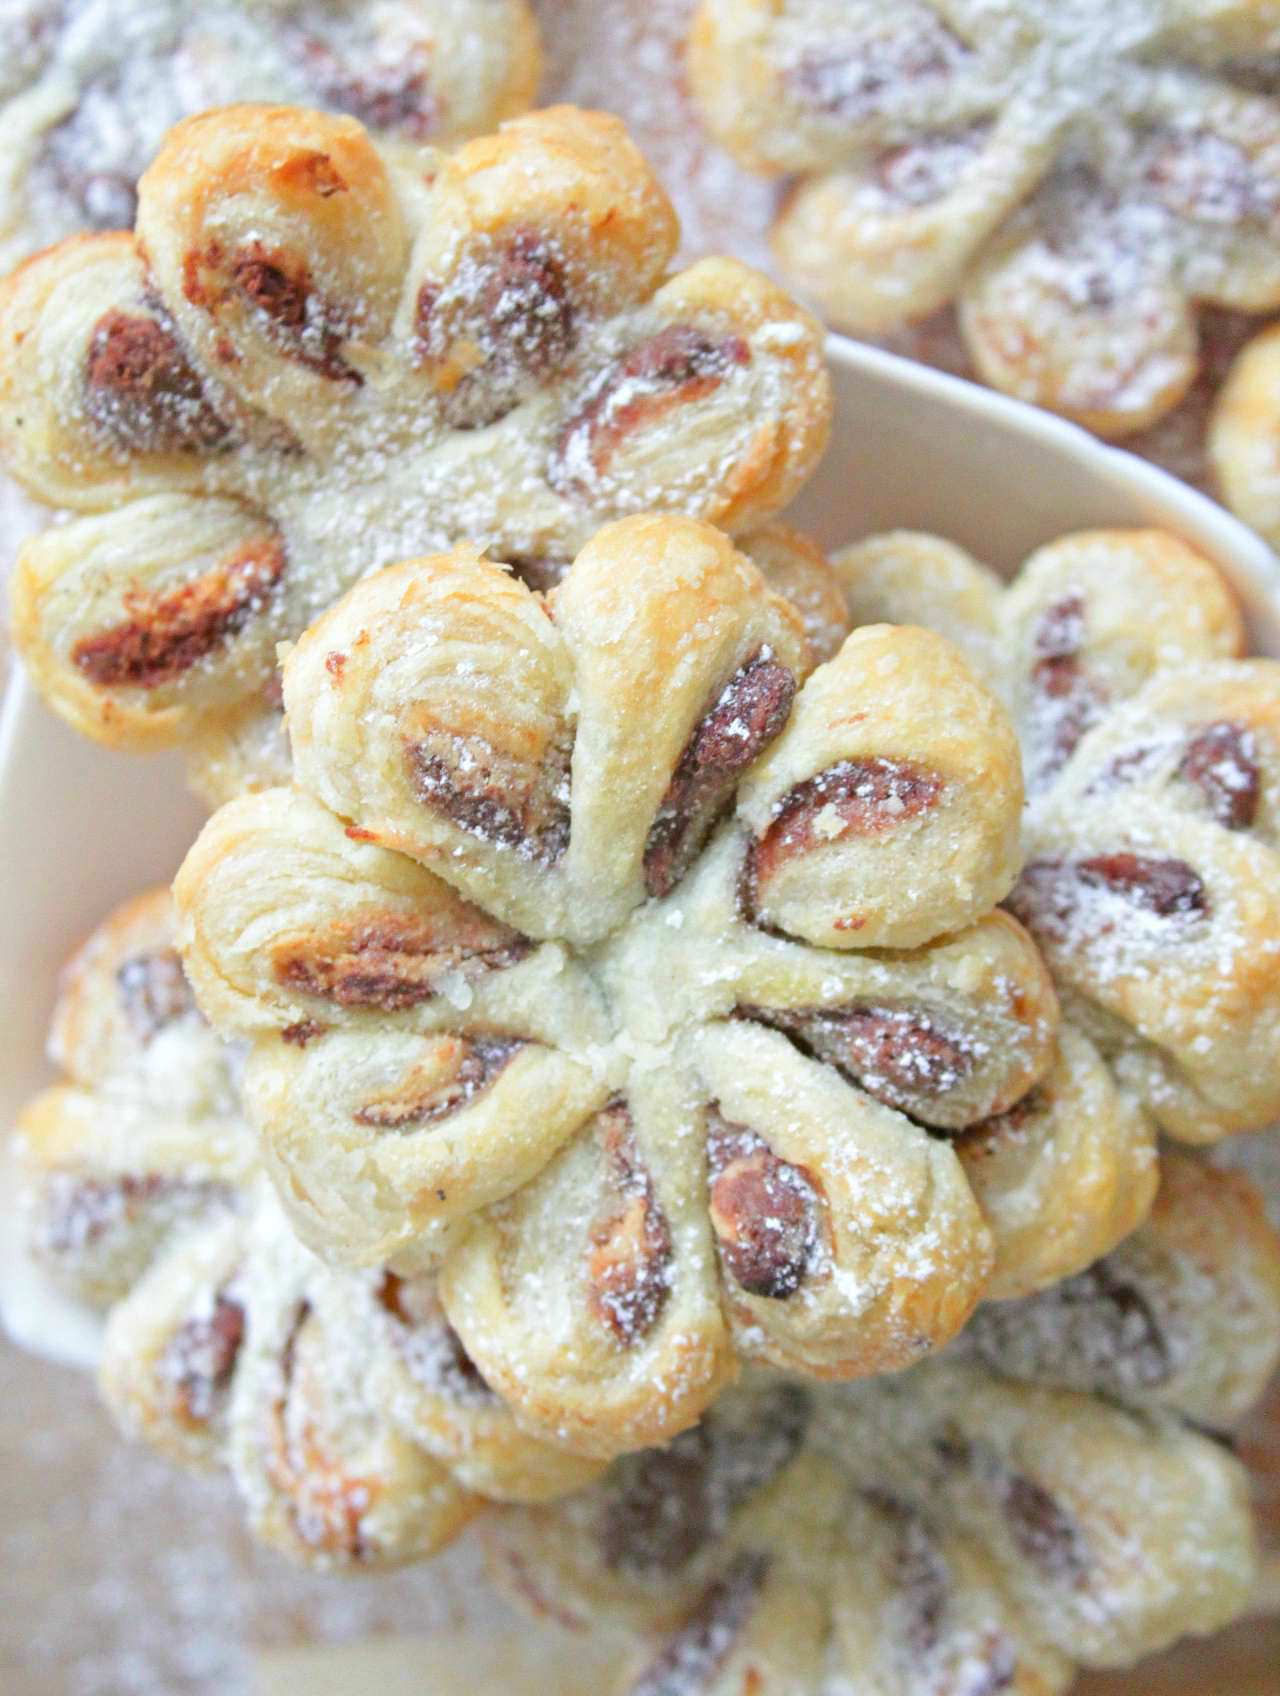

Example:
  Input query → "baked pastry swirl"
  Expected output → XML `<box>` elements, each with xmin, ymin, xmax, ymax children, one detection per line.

<box><xmin>1207</xmin><ymin>312</ymin><xmax>1280</xmax><ymax>551</ymax></box>
<box><xmin>688</xmin><ymin>0</ymin><xmax>1280</xmax><ymax>437</ymax></box>
<box><xmin>489</xmin><ymin>1149</ymin><xmax>1280</xmax><ymax>1693</ymax></box>
<box><xmin>0</xmin><ymin>0</ymin><xmax>541</xmax><ymax>267</ymax></box>
<box><xmin>187</xmin><ymin>521</ymin><xmax>850</xmax><ymax>810</ymax></box>
<box><xmin>14</xmin><ymin>885</ymin><xmax>605</xmax><ymax>1571</ymax></box>
<box><xmin>172</xmin><ymin>512</ymin><xmax>1062</xmax><ymax>1459</ymax></box>
<box><xmin>0</xmin><ymin>101</ymin><xmax>831</xmax><ymax>796</ymax></box>
<box><xmin>17</xmin><ymin>885</ymin><xmax>253</xmax><ymax>1310</ymax></box>
<box><xmin>832</xmin><ymin>527</ymin><xmax>1280</xmax><ymax>1148</ymax></box>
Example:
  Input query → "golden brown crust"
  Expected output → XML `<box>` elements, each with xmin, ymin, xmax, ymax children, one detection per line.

<box><xmin>440</xmin><ymin>1085</ymin><xmax>739</xmax><ymax>1461</ymax></box>
<box><xmin>278</xmin><ymin>521</ymin><xmax>813</xmax><ymax>946</ymax></box>
<box><xmin>1</xmin><ymin>102</ymin><xmax>831</xmax><ymax>770</ymax></box>
<box><xmin>185</xmin><ymin>693</ymin><xmax>292</xmax><ymax>809</ymax></box>
<box><xmin>138</xmin><ymin>104</ymin><xmax>409</xmax><ymax>430</ymax></box>
<box><xmin>1211</xmin><ymin>320</ymin><xmax>1280</xmax><ymax>544</ymax></box>
<box><xmin>493</xmin><ymin>1185</ymin><xmax>1271</xmax><ymax>1687</ymax></box>
<box><xmin>16</xmin><ymin>885</ymin><xmax>605</xmax><ymax>1570</ymax></box>
<box><xmin>173</xmin><ymin>784</ymin><xmax>600</xmax><ymax>1046</ymax></box>
<box><xmin>968</xmin><ymin>1152</ymin><xmax>1280</xmax><ymax>1429</ymax></box>
<box><xmin>1014</xmin><ymin>753</ymin><xmax>1280</xmax><ymax>1141</ymax></box>
<box><xmin>49</xmin><ymin>886</ymin><xmax>194</xmax><ymax>1085</ymax></box>
<box><xmin>739</xmin><ymin>522</ymin><xmax>850</xmax><ymax>666</ymax></box>
<box><xmin>835</xmin><ymin>525</ymin><xmax>1280</xmax><ymax>1143</ymax></box>
<box><xmin>493</xmin><ymin>1158</ymin><xmax>1278</xmax><ymax>1676</ymax></box>
<box><xmin>690</xmin><ymin>0</ymin><xmax>1280</xmax><ymax>436</ymax></box>
<box><xmin>684</xmin><ymin>1020</ymin><xmax>994</xmax><ymax>1378</ymax></box>
<box><xmin>11</xmin><ymin>495</ymin><xmax>289</xmax><ymax>751</ymax></box>
<box><xmin>0</xmin><ymin>1</ymin><xmax>544</xmax><ymax>270</ymax></box>
<box><xmin>999</xmin><ymin>531</ymin><xmax>1246</xmax><ymax>793</ymax></box>
<box><xmin>0</xmin><ymin>234</ymin><xmax>234</xmax><ymax>509</ymax></box>
<box><xmin>831</xmin><ymin>529</ymin><xmax>1004</xmax><ymax>689</ymax></box>
<box><xmin>736</xmin><ymin>623</ymin><xmax>1023</xmax><ymax>950</ymax></box>
<box><xmin>174</xmin><ymin>515</ymin><xmax>1048</xmax><ymax>1453</ymax></box>
<box><xmin>958</xmin><ymin>1022</ymin><xmax>1159</xmax><ymax>1301</ymax></box>
<box><xmin>15</xmin><ymin>885</ymin><xmax>251</xmax><ymax>1307</ymax></box>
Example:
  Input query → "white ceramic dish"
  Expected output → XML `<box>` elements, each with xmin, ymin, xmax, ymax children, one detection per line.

<box><xmin>3</xmin><ymin>333</ymin><xmax>1278</xmax><ymax>1363</ymax></box>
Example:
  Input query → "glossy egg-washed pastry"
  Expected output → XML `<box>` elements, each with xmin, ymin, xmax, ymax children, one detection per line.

<box><xmin>0</xmin><ymin>100</ymin><xmax>831</xmax><ymax>797</ymax></box>
<box><xmin>170</xmin><ymin>511</ymin><xmax>1078</xmax><ymax>1461</ymax></box>
<box><xmin>830</xmin><ymin>527</ymin><xmax>1280</xmax><ymax>1149</ymax></box>
<box><xmin>14</xmin><ymin>886</ymin><xmax>606</xmax><ymax>1571</ymax></box>
<box><xmin>688</xmin><ymin>0</ymin><xmax>1280</xmax><ymax>438</ymax></box>
<box><xmin>0</xmin><ymin>0</ymin><xmax>541</xmax><ymax>268</ymax></box>
<box><xmin>490</xmin><ymin>1148</ymin><xmax>1280</xmax><ymax>1694</ymax></box>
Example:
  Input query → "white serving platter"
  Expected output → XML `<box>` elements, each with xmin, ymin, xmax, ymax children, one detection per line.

<box><xmin>3</xmin><ymin>333</ymin><xmax>1278</xmax><ymax>1364</ymax></box>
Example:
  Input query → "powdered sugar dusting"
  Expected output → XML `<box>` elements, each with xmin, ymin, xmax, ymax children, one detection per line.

<box><xmin>0</xmin><ymin>1335</ymin><xmax>494</xmax><ymax>1696</ymax></box>
<box><xmin>1</xmin><ymin>0</ymin><xmax>535</xmax><ymax>266</ymax></box>
<box><xmin>535</xmin><ymin>0</ymin><xmax>778</xmax><ymax>271</ymax></box>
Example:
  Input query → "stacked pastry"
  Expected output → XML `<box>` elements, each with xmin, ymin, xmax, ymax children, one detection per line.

<box><xmin>17</xmin><ymin>866</ymin><xmax>1280</xmax><ymax>1678</ymax></box>
<box><xmin>490</xmin><ymin>1152</ymin><xmax>1280</xmax><ymax>1692</ymax></box>
<box><xmin>0</xmin><ymin>0</ymin><xmax>548</xmax><ymax>672</ymax></box>
<box><xmin>831</xmin><ymin>526</ymin><xmax>1280</xmax><ymax>1148</ymax></box>
<box><xmin>18</xmin><ymin>887</ymin><xmax>605</xmax><ymax>1567</ymax></box>
<box><xmin>3</xmin><ymin>93</ymin><xmax>1280</xmax><ymax>1695</ymax></box>
<box><xmin>0</xmin><ymin>0</ymin><xmax>542</xmax><ymax>267</ymax></box>
<box><xmin>0</xmin><ymin>99</ymin><xmax>829</xmax><ymax>801</ymax></box>
<box><xmin>687</xmin><ymin>0</ymin><xmax>1280</xmax><ymax>443</ymax></box>
<box><xmin>164</xmin><ymin>506</ymin><xmax>1063</xmax><ymax>1451</ymax></box>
